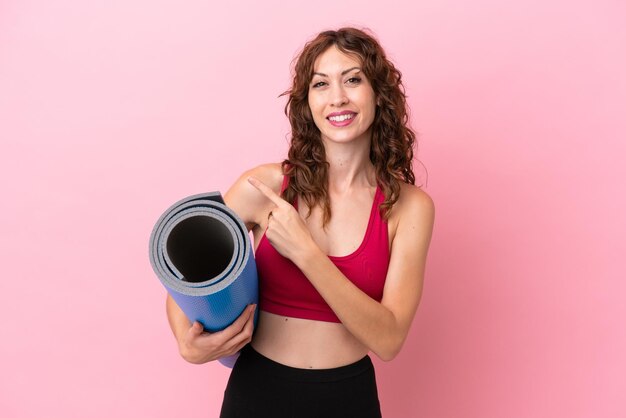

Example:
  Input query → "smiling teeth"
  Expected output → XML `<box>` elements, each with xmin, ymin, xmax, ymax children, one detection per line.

<box><xmin>328</xmin><ymin>113</ymin><xmax>355</xmax><ymax>122</ymax></box>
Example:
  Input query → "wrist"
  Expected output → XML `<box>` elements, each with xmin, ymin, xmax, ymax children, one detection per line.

<box><xmin>292</xmin><ymin>239</ymin><xmax>324</xmax><ymax>270</ymax></box>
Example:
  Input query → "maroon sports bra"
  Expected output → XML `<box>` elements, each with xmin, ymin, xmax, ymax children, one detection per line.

<box><xmin>255</xmin><ymin>176</ymin><xmax>390</xmax><ymax>323</ymax></box>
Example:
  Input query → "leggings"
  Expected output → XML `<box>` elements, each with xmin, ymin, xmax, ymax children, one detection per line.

<box><xmin>220</xmin><ymin>344</ymin><xmax>382</xmax><ymax>418</ymax></box>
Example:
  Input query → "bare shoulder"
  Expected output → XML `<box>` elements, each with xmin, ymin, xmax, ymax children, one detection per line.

<box><xmin>241</xmin><ymin>162</ymin><xmax>284</xmax><ymax>193</ymax></box>
<box><xmin>224</xmin><ymin>162</ymin><xmax>284</xmax><ymax>230</ymax></box>
<box><xmin>395</xmin><ymin>182</ymin><xmax>435</xmax><ymax>223</ymax></box>
<box><xmin>387</xmin><ymin>182</ymin><xmax>435</xmax><ymax>247</ymax></box>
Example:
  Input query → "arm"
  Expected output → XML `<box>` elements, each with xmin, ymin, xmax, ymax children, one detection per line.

<box><xmin>165</xmin><ymin>163</ymin><xmax>283</xmax><ymax>363</ymax></box>
<box><xmin>297</xmin><ymin>187</ymin><xmax>434</xmax><ymax>360</ymax></box>
<box><xmin>249</xmin><ymin>178</ymin><xmax>435</xmax><ymax>361</ymax></box>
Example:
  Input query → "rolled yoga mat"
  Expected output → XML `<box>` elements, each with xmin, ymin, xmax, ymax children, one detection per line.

<box><xmin>149</xmin><ymin>192</ymin><xmax>258</xmax><ymax>367</ymax></box>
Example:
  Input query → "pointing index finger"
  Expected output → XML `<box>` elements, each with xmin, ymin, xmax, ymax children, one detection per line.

<box><xmin>247</xmin><ymin>177</ymin><xmax>284</xmax><ymax>206</ymax></box>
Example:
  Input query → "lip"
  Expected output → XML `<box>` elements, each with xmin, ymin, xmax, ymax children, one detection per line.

<box><xmin>326</xmin><ymin>110</ymin><xmax>357</xmax><ymax>127</ymax></box>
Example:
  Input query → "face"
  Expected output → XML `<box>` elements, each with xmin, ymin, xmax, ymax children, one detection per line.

<box><xmin>307</xmin><ymin>45</ymin><xmax>377</xmax><ymax>146</ymax></box>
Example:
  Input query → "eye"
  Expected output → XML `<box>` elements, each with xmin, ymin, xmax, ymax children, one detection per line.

<box><xmin>311</xmin><ymin>81</ymin><xmax>327</xmax><ymax>88</ymax></box>
<box><xmin>346</xmin><ymin>77</ymin><xmax>362</xmax><ymax>85</ymax></box>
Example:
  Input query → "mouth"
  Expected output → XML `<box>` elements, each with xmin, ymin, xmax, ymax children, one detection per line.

<box><xmin>326</xmin><ymin>111</ymin><xmax>357</xmax><ymax>126</ymax></box>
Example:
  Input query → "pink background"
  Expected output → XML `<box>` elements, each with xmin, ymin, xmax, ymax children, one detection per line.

<box><xmin>1</xmin><ymin>0</ymin><xmax>624</xmax><ymax>417</ymax></box>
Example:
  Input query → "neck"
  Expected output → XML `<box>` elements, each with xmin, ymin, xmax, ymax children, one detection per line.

<box><xmin>322</xmin><ymin>136</ymin><xmax>377</xmax><ymax>194</ymax></box>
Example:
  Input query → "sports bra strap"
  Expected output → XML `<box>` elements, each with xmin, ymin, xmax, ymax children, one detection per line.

<box><xmin>280</xmin><ymin>174</ymin><xmax>289</xmax><ymax>194</ymax></box>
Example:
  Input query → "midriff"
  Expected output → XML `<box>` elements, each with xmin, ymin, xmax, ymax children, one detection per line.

<box><xmin>250</xmin><ymin>310</ymin><xmax>369</xmax><ymax>369</ymax></box>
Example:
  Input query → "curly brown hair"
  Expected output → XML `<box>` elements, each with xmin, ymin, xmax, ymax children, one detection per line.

<box><xmin>281</xmin><ymin>27</ymin><xmax>417</xmax><ymax>226</ymax></box>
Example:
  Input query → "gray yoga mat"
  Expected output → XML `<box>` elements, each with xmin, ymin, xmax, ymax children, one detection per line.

<box><xmin>149</xmin><ymin>192</ymin><xmax>258</xmax><ymax>367</ymax></box>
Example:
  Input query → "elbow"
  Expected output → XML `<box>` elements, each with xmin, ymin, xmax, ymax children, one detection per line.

<box><xmin>371</xmin><ymin>315</ymin><xmax>412</xmax><ymax>361</ymax></box>
<box><xmin>378</xmin><ymin>352</ymin><xmax>396</xmax><ymax>362</ymax></box>
<box><xmin>377</xmin><ymin>347</ymin><xmax>401</xmax><ymax>362</ymax></box>
<box><xmin>374</xmin><ymin>337</ymin><xmax>405</xmax><ymax>362</ymax></box>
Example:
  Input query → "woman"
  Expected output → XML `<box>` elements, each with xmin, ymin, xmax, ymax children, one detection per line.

<box><xmin>166</xmin><ymin>27</ymin><xmax>434</xmax><ymax>417</ymax></box>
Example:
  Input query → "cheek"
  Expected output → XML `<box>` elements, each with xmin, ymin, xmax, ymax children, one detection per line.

<box><xmin>308</xmin><ymin>97</ymin><xmax>324</xmax><ymax>120</ymax></box>
<box><xmin>362</xmin><ymin>98</ymin><xmax>376</xmax><ymax>119</ymax></box>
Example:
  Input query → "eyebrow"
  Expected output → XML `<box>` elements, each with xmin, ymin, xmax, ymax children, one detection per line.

<box><xmin>313</xmin><ymin>66</ymin><xmax>361</xmax><ymax>77</ymax></box>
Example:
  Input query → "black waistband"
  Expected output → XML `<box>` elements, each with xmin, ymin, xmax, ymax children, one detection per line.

<box><xmin>238</xmin><ymin>345</ymin><xmax>374</xmax><ymax>383</ymax></box>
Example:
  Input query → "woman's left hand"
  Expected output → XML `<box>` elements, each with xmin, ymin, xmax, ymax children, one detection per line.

<box><xmin>248</xmin><ymin>176</ymin><xmax>318</xmax><ymax>263</ymax></box>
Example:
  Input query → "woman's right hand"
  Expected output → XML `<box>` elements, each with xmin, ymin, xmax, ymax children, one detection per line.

<box><xmin>166</xmin><ymin>294</ymin><xmax>256</xmax><ymax>364</ymax></box>
<box><xmin>180</xmin><ymin>304</ymin><xmax>256</xmax><ymax>364</ymax></box>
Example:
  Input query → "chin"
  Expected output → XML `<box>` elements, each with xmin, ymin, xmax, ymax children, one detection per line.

<box><xmin>322</xmin><ymin>129</ymin><xmax>370</xmax><ymax>145</ymax></box>
<box><xmin>323</xmin><ymin>136</ymin><xmax>359</xmax><ymax>144</ymax></box>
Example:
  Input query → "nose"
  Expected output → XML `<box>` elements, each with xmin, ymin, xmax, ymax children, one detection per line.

<box><xmin>330</xmin><ymin>84</ymin><xmax>349</xmax><ymax>107</ymax></box>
